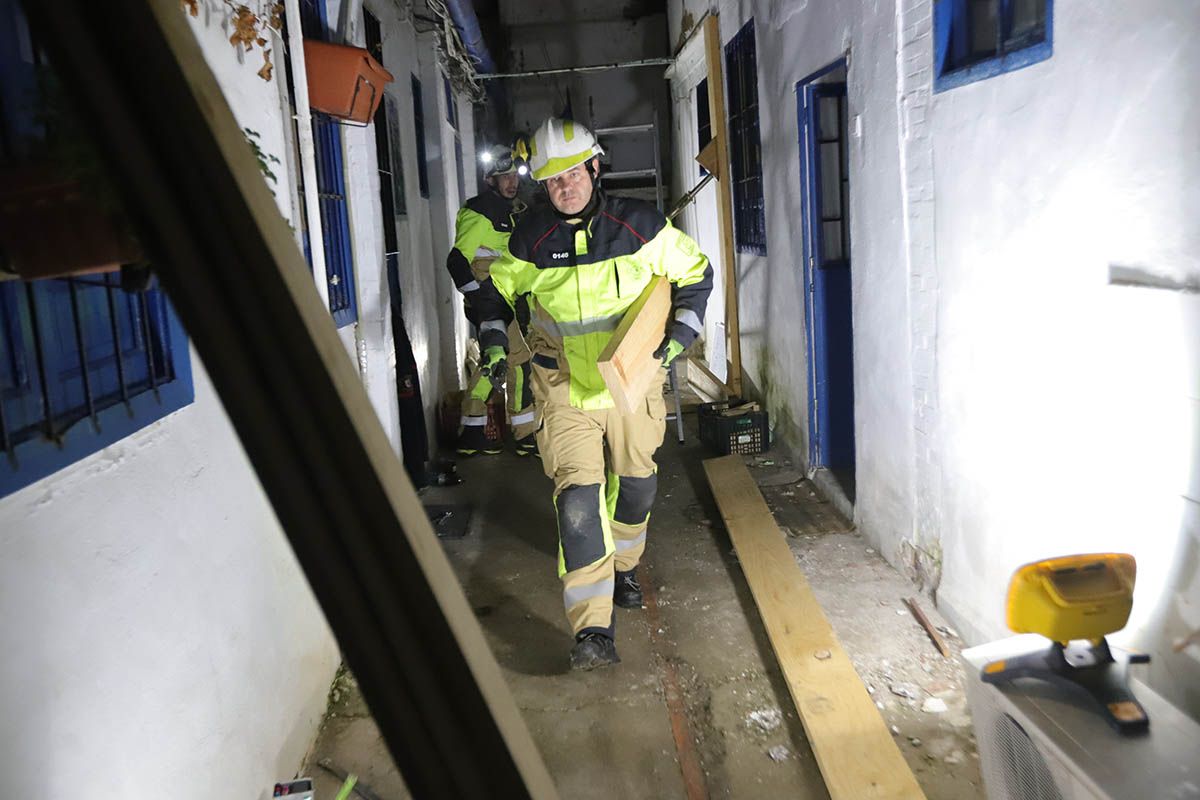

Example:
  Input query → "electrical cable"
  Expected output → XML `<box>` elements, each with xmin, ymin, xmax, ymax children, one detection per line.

<box><xmin>421</xmin><ymin>0</ymin><xmax>486</xmax><ymax>102</ymax></box>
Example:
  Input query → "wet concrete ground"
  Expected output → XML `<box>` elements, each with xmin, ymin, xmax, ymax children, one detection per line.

<box><xmin>305</xmin><ymin>415</ymin><xmax>984</xmax><ymax>799</ymax></box>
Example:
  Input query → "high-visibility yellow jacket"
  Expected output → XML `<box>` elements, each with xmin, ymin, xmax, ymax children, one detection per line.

<box><xmin>445</xmin><ymin>189</ymin><xmax>528</xmax><ymax>327</ymax></box>
<box><xmin>475</xmin><ymin>192</ymin><xmax>713</xmax><ymax>410</ymax></box>
<box><xmin>445</xmin><ymin>189</ymin><xmax>524</xmax><ymax>293</ymax></box>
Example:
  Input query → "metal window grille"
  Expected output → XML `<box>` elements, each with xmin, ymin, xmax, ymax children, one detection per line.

<box><xmin>300</xmin><ymin>0</ymin><xmax>357</xmax><ymax>327</ymax></box>
<box><xmin>0</xmin><ymin>276</ymin><xmax>192</xmax><ymax>496</ymax></box>
<box><xmin>411</xmin><ymin>75</ymin><xmax>430</xmax><ymax>198</ymax></box>
<box><xmin>696</xmin><ymin>78</ymin><xmax>711</xmax><ymax>178</ymax></box>
<box><xmin>725</xmin><ymin>20</ymin><xmax>767</xmax><ymax>256</ymax></box>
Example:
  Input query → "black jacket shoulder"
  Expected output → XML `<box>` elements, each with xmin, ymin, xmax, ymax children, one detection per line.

<box><xmin>599</xmin><ymin>194</ymin><xmax>667</xmax><ymax>243</ymax></box>
<box><xmin>464</xmin><ymin>190</ymin><xmax>514</xmax><ymax>232</ymax></box>
<box><xmin>508</xmin><ymin>204</ymin><xmax>562</xmax><ymax>263</ymax></box>
<box><xmin>507</xmin><ymin>192</ymin><xmax>667</xmax><ymax>267</ymax></box>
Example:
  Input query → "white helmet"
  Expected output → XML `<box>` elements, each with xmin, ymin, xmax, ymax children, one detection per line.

<box><xmin>528</xmin><ymin>117</ymin><xmax>603</xmax><ymax>182</ymax></box>
<box><xmin>481</xmin><ymin>143</ymin><xmax>516</xmax><ymax>177</ymax></box>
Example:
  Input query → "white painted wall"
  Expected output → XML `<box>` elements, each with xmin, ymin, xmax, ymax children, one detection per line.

<box><xmin>667</xmin><ymin>0</ymin><xmax>1200</xmax><ymax>717</ymax></box>
<box><xmin>420</xmin><ymin>38</ymin><xmax>473</xmax><ymax>402</ymax></box>
<box><xmin>365</xmin><ymin>0</ymin><xmax>463</xmax><ymax>441</ymax></box>
<box><xmin>0</xmin><ymin>2</ymin><xmax>474</xmax><ymax>795</ymax></box>
<box><xmin>927</xmin><ymin>1</ymin><xmax>1200</xmax><ymax>714</ymax></box>
<box><xmin>0</xmin><ymin>356</ymin><xmax>339</xmax><ymax>798</ymax></box>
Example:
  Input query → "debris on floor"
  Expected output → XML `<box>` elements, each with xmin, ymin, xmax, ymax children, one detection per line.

<box><xmin>746</xmin><ymin>707</ymin><xmax>783</xmax><ymax>733</ymax></box>
<box><xmin>304</xmin><ymin>419</ymin><xmax>982</xmax><ymax>799</ymax></box>
<box><xmin>767</xmin><ymin>744</ymin><xmax>791</xmax><ymax>762</ymax></box>
<box><xmin>424</xmin><ymin>504</ymin><xmax>472</xmax><ymax>539</ymax></box>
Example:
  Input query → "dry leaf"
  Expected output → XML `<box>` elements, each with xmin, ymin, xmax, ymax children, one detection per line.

<box><xmin>268</xmin><ymin>2</ymin><xmax>284</xmax><ymax>30</ymax></box>
<box><xmin>256</xmin><ymin>37</ymin><xmax>267</xmax><ymax>47</ymax></box>
<box><xmin>229</xmin><ymin>5</ymin><xmax>259</xmax><ymax>50</ymax></box>
<box><xmin>258</xmin><ymin>49</ymin><xmax>274</xmax><ymax>81</ymax></box>
<box><xmin>181</xmin><ymin>0</ymin><xmax>199</xmax><ymax>17</ymax></box>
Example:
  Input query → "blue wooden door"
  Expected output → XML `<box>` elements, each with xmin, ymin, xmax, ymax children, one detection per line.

<box><xmin>799</xmin><ymin>77</ymin><xmax>855</xmax><ymax>469</ymax></box>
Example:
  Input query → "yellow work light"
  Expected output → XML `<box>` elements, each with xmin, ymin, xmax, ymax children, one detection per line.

<box><xmin>981</xmin><ymin>553</ymin><xmax>1150</xmax><ymax>734</ymax></box>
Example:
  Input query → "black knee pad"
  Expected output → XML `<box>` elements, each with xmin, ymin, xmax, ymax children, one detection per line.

<box><xmin>557</xmin><ymin>484</ymin><xmax>606</xmax><ymax>571</ymax></box>
<box><xmin>613</xmin><ymin>473</ymin><xmax>657</xmax><ymax>526</ymax></box>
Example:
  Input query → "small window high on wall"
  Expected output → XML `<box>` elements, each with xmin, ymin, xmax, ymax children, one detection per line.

<box><xmin>725</xmin><ymin>19</ymin><xmax>766</xmax><ymax>256</ymax></box>
<box><xmin>696</xmin><ymin>78</ymin><xmax>711</xmax><ymax>178</ymax></box>
<box><xmin>411</xmin><ymin>75</ymin><xmax>430</xmax><ymax>198</ymax></box>
<box><xmin>934</xmin><ymin>0</ymin><xmax>1053</xmax><ymax>92</ymax></box>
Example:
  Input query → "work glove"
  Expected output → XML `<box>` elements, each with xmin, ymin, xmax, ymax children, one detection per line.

<box><xmin>653</xmin><ymin>336</ymin><xmax>686</xmax><ymax>367</ymax></box>
<box><xmin>480</xmin><ymin>345</ymin><xmax>508</xmax><ymax>383</ymax></box>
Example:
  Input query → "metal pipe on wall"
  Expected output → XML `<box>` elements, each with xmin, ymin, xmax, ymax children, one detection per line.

<box><xmin>479</xmin><ymin>57</ymin><xmax>675</xmax><ymax>80</ymax></box>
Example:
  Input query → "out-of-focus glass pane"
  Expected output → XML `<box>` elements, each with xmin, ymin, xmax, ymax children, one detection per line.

<box><xmin>819</xmin><ymin>142</ymin><xmax>842</xmax><ymax>218</ymax></box>
<box><xmin>818</xmin><ymin>96</ymin><xmax>840</xmax><ymax>140</ymax></box>
<box><xmin>970</xmin><ymin>0</ymin><xmax>999</xmax><ymax>59</ymax></box>
<box><xmin>822</xmin><ymin>221</ymin><xmax>843</xmax><ymax>262</ymax></box>
<box><xmin>1009</xmin><ymin>0</ymin><xmax>1046</xmax><ymax>44</ymax></box>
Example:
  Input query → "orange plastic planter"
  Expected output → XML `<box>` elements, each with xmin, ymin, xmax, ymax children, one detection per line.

<box><xmin>304</xmin><ymin>40</ymin><xmax>394</xmax><ymax>124</ymax></box>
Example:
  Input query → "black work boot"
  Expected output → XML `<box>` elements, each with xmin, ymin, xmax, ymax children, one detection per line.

<box><xmin>513</xmin><ymin>434</ymin><xmax>539</xmax><ymax>457</ymax></box>
<box><xmin>569</xmin><ymin>632</ymin><xmax>620</xmax><ymax>671</ymax></box>
<box><xmin>614</xmin><ymin>568</ymin><xmax>644</xmax><ymax>609</ymax></box>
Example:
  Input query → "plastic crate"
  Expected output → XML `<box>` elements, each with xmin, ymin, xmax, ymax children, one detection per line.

<box><xmin>698</xmin><ymin>400</ymin><xmax>770</xmax><ymax>455</ymax></box>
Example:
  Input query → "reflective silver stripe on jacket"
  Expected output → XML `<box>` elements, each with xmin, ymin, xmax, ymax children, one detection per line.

<box><xmin>460</xmin><ymin>415</ymin><xmax>487</xmax><ymax>427</ymax></box>
<box><xmin>456</xmin><ymin>279</ymin><xmax>481</xmax><ymax>294</ymax></box>
<box><xmin>474</xmin><ymin>246</ymin><xmax>502</xmax><ymax>259</ymax></box>
<box><xmin>480</xmin><ymin>319</ymin><xmax>507</xmax><ymax>335</ymax></box>
<box><xmin>510</xmin><ymin>410</ymin><xmax>536</xmax><ymax>425</ymax></box>
<box><xmin>674</xmin><ymin>307</ymin><xmax>703</xmax><ymax>334</ymax></box>
<box><xmin>533</xmin><ymin>313</ymin><xmax>623</xmax><ymax>339</ymax></box>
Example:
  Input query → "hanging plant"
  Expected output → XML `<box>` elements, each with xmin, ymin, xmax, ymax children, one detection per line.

<box><xmin>181</xmin><ymin>0</ymin><xmax>284</xmax><ymax>81</ymax></box>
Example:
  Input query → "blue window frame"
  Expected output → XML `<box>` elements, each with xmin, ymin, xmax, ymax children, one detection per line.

<box><xmin>696</xmin><ymin>78</ymin><xmax>711</xmax><ymax>178</ymax></box>
<box><xmin>725</xmin><ymin>20</ymin><xmax>767</xmax><ymax>256</ymax></box>
<box><xmin>1</xmin><ymin>277</ymin><xmax>194</xmax><ymax>497</ymax></box>
<box><xmin>411</xmin><ymin>75</ymin><xmax>430</xmax><ymax>198</ymax></box>
<box><xmin>934</xmin><ymin>0</ymin><xmax>1053</xmax><ymax>92</ymax></box>
<box><xmin>299</xmin><ymin>0</ymin><xmax>357</xmax><ymax>327</ymax></box>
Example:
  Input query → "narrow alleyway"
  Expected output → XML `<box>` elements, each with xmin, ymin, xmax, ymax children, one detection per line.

<box><xmin>306</xmin><ymin>414</ymin><xmax>983</xmax><ymax>799</ymax></box>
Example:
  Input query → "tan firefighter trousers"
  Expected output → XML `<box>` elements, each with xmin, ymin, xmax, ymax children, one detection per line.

<box><xmin>459</xmin><ymin>320</ymin><xmax>535</xmax><ymax>450</ymax></box>
<box><xmin>532</xmin><ymin>360</ymin><xmax>668</xmax><ymax>635</ymax></box>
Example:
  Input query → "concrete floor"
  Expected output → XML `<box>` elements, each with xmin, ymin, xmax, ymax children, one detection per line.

<box><xmin>305</xmin><ymin>416</ymin><xmax>984</xmax><ymax>799</ymax></box>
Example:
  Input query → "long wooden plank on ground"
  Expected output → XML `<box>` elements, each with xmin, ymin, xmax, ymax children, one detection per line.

<box><xmin>598</xmin><ymin>275</ymin><xmax>671</xmax><ymax>414</ymax></box>
<box><xmin>704</xmin><ymin>456</ymin><xmax>926</xmax><ymax>800</ymax></box>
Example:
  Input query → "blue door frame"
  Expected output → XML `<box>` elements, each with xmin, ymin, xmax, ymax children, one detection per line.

<box><xmin>797</xmin><ymin>60</ymin><xmax>856</xmax><ymax>470</ymax></box>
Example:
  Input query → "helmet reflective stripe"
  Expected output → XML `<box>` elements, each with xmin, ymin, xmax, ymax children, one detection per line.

<box><xmin>529</xmin><ymin>117</ymin><xmax>604</xmax><ymax>182</ymax></box>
